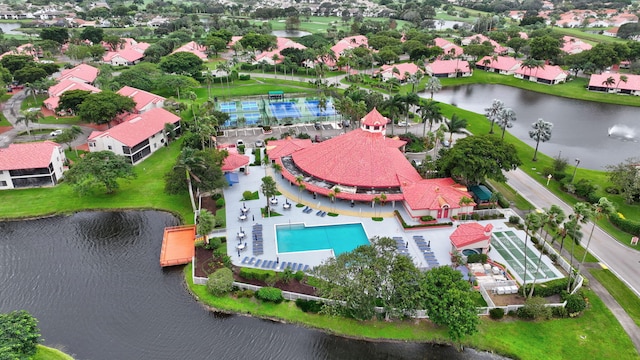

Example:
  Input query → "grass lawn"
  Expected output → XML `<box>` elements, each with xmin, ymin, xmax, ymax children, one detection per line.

<box><xmin>20</xmin><ymin>94</ymin><xmax>47</xmax><ymax>110</ymax></box>
<box><xmin>34</xmin><ymin>345</ymin><xmax>74</xmax><ymax>360</ymax></box>
<box><xmin>185</xmin><ymin>264</ymin><xmax>638</xmax><ymax>359</ymax></box>
<box><xmin>590</xmin><ymin>268</ymin><xmax>640</xmax><ymax>327</ymax></box>
<box><xmin>553</xmin><ymin>28</ymin><xmax>627</xmax><ymax>44</ymax></box>
<box><xmin>39</xmin><ymin>115</ymin><xmax>82</xmax><ymax>125</ymax></box>
<box><xmin>191</xmin><ymin>79</ymin><xmax>317</xmax><ymax>100</ymax></box>
<box><xmin>246</xmin><ymin>16</ymin><xmax>412</xmax><ymax>34</ymax></box>
<box><xmin>0</xmin><ymin>139</ymin><xmax>193</xmax><ymax>223</ymax></box>
<box><xmin>0</xmin><ymin>113</ymin><xmax>11</xmax><ymax>126</ymax></box>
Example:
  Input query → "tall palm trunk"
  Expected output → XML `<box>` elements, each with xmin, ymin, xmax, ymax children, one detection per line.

<box><xmin>186</xmin><ymin>170</ymin><xmax>196</xmax><ymax>212</ymax></box>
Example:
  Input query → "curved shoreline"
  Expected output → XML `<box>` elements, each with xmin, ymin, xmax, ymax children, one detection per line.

<box><xmin>181</xmin><ymin>264</ymin><xmax>515</xmax><ymax>359</ymax></box>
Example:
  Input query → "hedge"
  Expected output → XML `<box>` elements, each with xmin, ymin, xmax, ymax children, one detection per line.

<box><xmin>295</xmin><ymin>299</ymin><xmax>324</xmax><ymax>313</ymax></box>
<box><xmin>239</xmin><ymin>268</ymin><xmax>276</xmax><ymax>282</ymax></box>
<box><xmin>520</xmin><ymin>278</ymin><xmax>569</xmax><ymax>297</ymax></box>
<box><xmin>394</xmin><ymin>210</ymin><xmax>453</xmax><ymax>228</ymax></box>
<box><xmin>256</xmin><ymin>287</ymin><xmax>284</xmax><ymax>303</ymax></box>
<box><xmin>609</xmin><ymin>213</ymin><xmax>640</xmax><ymax>236</ymax></box>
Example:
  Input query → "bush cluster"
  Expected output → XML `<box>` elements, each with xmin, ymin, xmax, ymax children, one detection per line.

<box><xmin>420</xmin><ymin>215</ymin><xmax>435</xmax><ymax>222</ymax></box>
<box><xmin>394</xmin><ymin>211</ymin><xmax>453</xmax><ymax>228</ymax></box>
<box><xmin>609</xmin><ymin>213</ymin><xmax>640</xmax><ymax>236</ymax></box>
<box><xmin>204</xmin><ymin>237</ymin><xmax>223</xmax><ymax>250</ymax></box>
<box><xmin>242</xmin><ymin>191</ymin><xmax>253</xmax><ymax>200</ymax></box>
<box><xmin>239</xmin><ymin>268</ymin><xmax>276</xmax><ymax>282</ymax></box>
<box><xmin>238</xmin><ymin>74</ymin><xmax>251</xmax><ymax>80</ymax></box>
<box><xmin>520</xmin><ymin>278</ymin><xmax>568</xmax><ymax>297</ymax></box>
<box><xmin>234</xmin><ymin>289</ymin><xmax>255</xmax><ymax>298</ymax></box>
<box><xmin>467</xmin><ymin>253</ymin><xmax>488</xmax><ymax>264</ymax></box>
<box><xmin>206</xmin><ymin>268</ymin><xmax>234</xmax><ymax>296</ymax></box>
<box><xmin>563</xmin><ymin>292</ymin><xmax>588</xmax><ymax>314</ymax></box>
<box><xmin>256</xmin><ymin>287</ymin><xmax>284</xmax><ymax>303</ymax></box>
<box><xmin>489</xmin><ymin>308</ymin><xmax>504</xmax><ymax>320</ymax></box>
<box><xmin>517</xmin><ymin>296</ymin><xmax>552</xmax><ymax>320</ymax></box>
<box><xmin>295</xmin><ymin>299</ymin><xmax>324</xmax><ymax>313</ymax></box>
<box><xmin>216</xmin><ymin>198</ymin><xmax>225</xmax><ymax>208</ymax></box>
<box><xmin>508</xmin><ymin>215</ymin><xmax>520</xmax><ymax>224</ymax></box>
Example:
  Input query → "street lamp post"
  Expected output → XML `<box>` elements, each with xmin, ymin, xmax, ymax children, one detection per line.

<box><xmin>571</xmin><ymin>158</ymin><xmax>581</xmax><ymax>183</ymax></box>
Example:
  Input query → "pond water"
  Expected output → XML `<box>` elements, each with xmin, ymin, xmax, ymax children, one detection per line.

<box><xmin>0</xmin><ymin>211</ymin><xmax>507</xmax><ymax>360</ymax></box>
<box><xmin>429</xmin><ymin>84</ymin><xmax>640</xmax><ymax>170</ymax></box>
<box><xmin>272</xmin><ymin>30</ymin><xmax>312</xmax><ymax>38</ymax></box>
<box><xmin>0</xmin><ymin>23</ymin><xmax>23</xmax><ymax>35</ymax></box>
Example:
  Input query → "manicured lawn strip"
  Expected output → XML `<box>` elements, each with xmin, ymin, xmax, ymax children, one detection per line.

<box><xmin>486</xmin><ymin>179</ymin><xmax>533</xmax><ymax>210</ymax></box>
<box><xmin>0</xmin><ymin>140</ymin><xmax>193</xmax><ymax>223</ymax></box>
<box><xmin>40</xmin><ymin>115</ymin><xmax>82</xmax><ymax>125</ymax></box>
<box><xmin>590</xmin><ymin>268</ymin><xmax>640</xmax><ymax>327</ymax></box>
<box><xmin>0</xmin><ymin>113</ymin><xmax>11</xmax><ymax>126</ymax></box>
<box><xmin>247</xmin><ymin>16</ymin><xmax>412</xmax><ymax>34</ymax></box>
<box><xmin>185</xmin><ymin>265</ymin><xmax>637</xmax><ymax>359</ymax></box>
<box><xmin>34</xmin><ymin>345</ymin><xmax>74</xmax><ymax>360</ymax></box>
<box><xmin>20</xmin><ymin>94</ymin><xmax>47</xmax><ymax>110</ymax></box>
<box><xmin>192</xmin><ymin>80</ymin><xmax>317</xmax><ymax>99</ymax></box>
<box><xmin>552</xmin><ymin>28</ymin><xmax>627</xmax><ymax>44</ymax></box>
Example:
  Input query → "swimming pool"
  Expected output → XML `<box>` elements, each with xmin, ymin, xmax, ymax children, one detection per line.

<box><xmin>276</xmin><ymin>223</ymin><xmax>369</xmax><ymax>256</ymax></box>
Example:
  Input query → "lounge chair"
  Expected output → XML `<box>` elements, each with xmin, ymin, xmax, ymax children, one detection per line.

<box><xmin>280</xmin><ymin>262</ymin><xmax>286</xmax><ymax>270</ymax></box>
<box><xmin>241</xmin><ymin>257</ymin><xmax>249</xmax><ymax>264</ymax></box>
<box><xmin>255</xmin><ymin>259</ymin><xmax>262</xmax><ymax>267</ymax></box>
<box><xmin>263</xmin><ymin>261</ymin><xmax>271</xmax><ymax>268</ymax></box>
<box><xmin>297</xmin><ymin>264</ymin><xmax>304</xmax><ymax>271</ymax></box>
<box><xmin>321</xmin><ymin>212</ymin><xmax>326</xmax><ymax>217</ymax></box>
<box><xmin>248</xmin><ymin>257</ymin><xmax>255</xmax><ymax>265</ymax></box>
<box><xmin>303</xmin><ymin>265</ymin><xmax>310</xmax><ymax>272</ymax></box>
<box><xmin>272</xmin><ymin>262</ymin><xmax>278</xmax><ymax>269</ymax></box>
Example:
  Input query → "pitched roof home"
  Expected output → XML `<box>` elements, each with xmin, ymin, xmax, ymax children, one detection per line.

<box><xmin>376</xmin><ymin>63</ymin><xmax>423</xmax><ymax>81</ymax></box>
<box><xmin>172</xmin><ymin>41</ymin><xmax>208</xmax><ymax>60</ymax></box>
<box><xmin>425</xmin><ymin>59</ymin><xmax>472</xmax><ymax>78</ymax></box>
<box><xmin>44</xmin><ymin>79</ymin><xmax>101</xmax><ymax>111</ymax></box>
<box><xmin>102</xmin><ymin>38</ymin><xmax>149</xmax><ymax>66</ymax></box>
<box><xmin>0</xmin><ymin>141</ymin><xmax>66</xmax><ymax>189</ymax></box>
<box><xmin>434</xmin><ymin>38</ymin><xmax>463</xmax><ymax>58</ymax></box>
<box><xmin>221</xmin><ymin>148</ymin><xmax>250</xmax><ymax>172</ymax></box>
<box><xmin>461</xmin><ymin>34</ymin><xmax>508</xmax><ymax>54</ymax></box>
<box><xmin>0</xmin><ymin>43</ymin><xmax>39</xmax><ymax>60</ymax></box>
<box><xmin>88</xmin><ymin>108</ymin><xmax>181</xmax><ymax>164</ymax></box>
<box><xmin>58</xmin><ymin>63</ymin><xmax>99</xmax><ymax>84</ymax></box>
<box><xmin>603</xmin><ymin>27</ymin><xmax>619</xmax><ymax>37</ymax></box>
<box><xmin>561</xmin><ymin>36</ymin><xmax>592</xmax><ymax>54</ymax></box>
<box><xmin>514</xmin><ymin>64</ymin><xmax>567</xmax><ymax>85</ymax></box>
<box><xmin>588</xmin><ymin>73</ymin><xmax>640</xmax><ymax>95</ymax></box>
<box><xmin>449</xmin><ymin>223</ymin><xmax>493</xmax><ymax>254</ymax></box>
<box><xmin>266</xmin><ymin>108</ymin><xmax>474</xmax><ymax>219</ymax></box>
<box><xmin>323</xmin><ymin>35</ymin><xmax>370</xmax><ymax>68</ymax></box>
<box><xmin>476</xmin><ymin>55</ymin><xmax>521</xmax><ymax>75</ymax></box>
<box><xmin>254</xmin><ymin>37</ymin><xmax>306</xmax><ymax>65</ymax></box>
<box><xmin>117</xmin><ymin>86</ymin><xmax>166</xmax><ymax>114</ymax></box>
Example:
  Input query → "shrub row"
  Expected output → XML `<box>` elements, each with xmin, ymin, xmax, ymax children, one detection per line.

<box><xmin>467</xmin><ymin>253</ymin><xmax>488</xmax><ymax>264</ymax></box>
<box><xmin>394</xmin><ymin>211</ymin><xmax>453</xmax><ymax>228</ymax></box>
<box><xmin>520</xmin><ymin>278</ymin><xmax>569</xmax><ymax>298</ymax></box>
<box><xmin>256</xmin><ymin>287</ymin><xmax>284</xmax><ymax>303</ymax></box>
<box><xmin>295</xmin><ymin>299</ymin><xmax>324</xmax><ymax>313</ymax></box>
<box><xmin>253</xmin><ymin>148</ymin><xmax>261</xmax><ymax>166</ymax></box>
<box><xmin>239</xmin><ymin>268</ymin><xmax>276</xmax><ymax>282</ymax></box>
<box><xmin>610</xmin><ymin>213</ymin><xmax>640</xmax><ymax>236</ymax></box>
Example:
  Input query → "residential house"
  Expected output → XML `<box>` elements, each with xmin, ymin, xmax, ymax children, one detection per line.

<box><xmin>87</xmin><ymin>108</ymin><xmax>181</xmax><ymax>164</ymax></box>
<box><xmin>325</xmin><ymin>35</ymin><xmax>369</xmax><ymax>68</ymax></box>
<box><xmin>461</xmin><ymin>34</ymin><xmax>508</xmax><ymax>54</ymax></box>
<box><xmin>172</xmin><ymin>41</ymin><xmax>208</xmax><ymax>60</ymax></box>
<box><xmin>603</xmin><ymin>27</ymin><xmax>619</xmax><ymax>37</ymax></box>
<box><xmin>514</xmin><ymin>64</ymin><xmax>568</xmax><ymax>85</ymax></box>
<box><xmin>561</xmin><ymin>36</ymin><xmax>592</xmax><ymax>54</ymax></box>
<box><xmin>117</xmin><ymin>86</ymin><xmax>166</xmax><ymax>114</ymax></box>
<box><xmin>102</xmin><ymin>38</ymin><xmax>149</xmax><ymax>66</ymax></box>
<box><xmin>58</xmin><ymin>63</ymin><xmax>99</xmax><ymax>84</ymax></box>
<box><xmin>588</xmin><ymin>73</ymin><xmax>640</xmax><ymax>95</ymax></box>
<box><xmin>0</xmin><ymin>43</ymin><xmax>39</xmax><ymax>60</ymax></box>
<box><xmin>0</xmin><ymin>141</ymin><xmax>66</xmax><ymax>189</ymax></box>
<box><xmin>425</xmin><ymin>59</ymin><xmax>472</xmax><ymax>78</ymax></box>
<box><xmin>43</xmin><ymin>78</ymin><xmax>101</xmax><ymax>112</ymax></box>
<box><xmin>434</xmin><ymin>38</ymin><xmax>463</xmax><ymax>58</ymax></box>
<box><xmin>253</xmin><ymin>37</ymin><xmax>306</xmax><ymax>65</ymax></box>
<box><xmin>401</xmin><ymin>177</ymin><xmax>476</xmax><ymax>219</ymax></box>
<box><xmin>376</xmin><ymin>63</ymin><xmax>423</xmax><ymax>82</ymax></box>
<box><xmin>475</xmin><ymin>56</ymin><xmax>521</xmax><ymax>75</ymax></box>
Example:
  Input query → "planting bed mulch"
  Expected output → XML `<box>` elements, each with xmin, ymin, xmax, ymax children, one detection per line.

<box><xmin>0</xmin><ymin>126</ymin><xmax>11</xmax><ymax>134</ymax></box>
<box><xmin>200</xmin><ymin>196</ymin><xmax>218</xmax><ymax>214</ymax></box>
<box><xmin>193</xmin><ymin>247</ymin><xmax>317</xmax><ymax>296</ymax></box>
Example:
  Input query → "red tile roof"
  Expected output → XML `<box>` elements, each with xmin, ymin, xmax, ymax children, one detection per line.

<box><xmin>266</xmin><ymin>138</ymin><xmax>313</xmax><ymax>159</ymax></box>
<box><xmin>589</xmin><ymin>73</ymin><xmax>640</xmax><ymax>91</ymax></box>
<box><xmin>434</xmin><ymin>38</ymin><xmax>463</xmax><ymax>57</ymax></box>
<box><xmin>255</xmin><ymin>37</ymin><xmax>306</xmax><ymax>62</ymax></box>
<box><xmin>361</xmin><ymin>107</ymin><xmax>389</xmax><ymax>127</ymax></box>
<box><xmin>0</xmin><ymin>141</ymin><xmax>61</xmax><ymax>170</ymax></box>
<box><xmin>59</xmin><ymin>63</ymin><xmax>99</xmax><ymax>83</ymax></box>
<box><xmin>450</xmin><ymin>223</ymin><xmax>493</xmax><ymax>248</ymax></box>
<box><xmin>401</xmin><ymin>178</ymin><xmax>474</xmax><ymax>211</ymax></box>
<box><xmin>377</xmin><ymin>63</ymin><xmax>422</xmax><ymax>81</ymax></box>
<box><xmin>291</xmin><ymin>128</ymin><xmax>420</xmax><ymax>188</ymax></box>
<box><xmin>476</xmin><ymin>56</ymin><xmax>521</xmax><ymax>72</ymax></box>
<box><xmin>103</xmin><ymin>49</ymin><xmax>144</xmax><ymax>63</ymax></box>
<box><xmin>44</xmin><ymin>79</ymin><xmax>101</xmax><ymax>109</ymax></box>
<box><xmin>426</xmin><ymin>59</ymin><xmax>470</xmax><ymax>75</ymax></box>
<box><xmin>515</xmin><ymin>64</ymin><xmax>567</xmax><ymax>81</ymax></box>
<box><xmin>222</xmin><ymin>152</ymin><xmax>250</xmax><ymax>171</ymax></box>
<box><xmin>172</xmin><ymin>41</ymin><xmax>208</xmax><ymax>60</ymax></box>
<box><xmin>117</xmin><ymin>86</ymin><xmax>165</xmax><ymax>113</ymax></box>
<box><xmin>88</xmin><ymin>108</ymin><xmax>179</xmax><ymax>147</ymax></box>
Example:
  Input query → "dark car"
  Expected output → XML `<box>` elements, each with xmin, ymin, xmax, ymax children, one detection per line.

<box><xmin>314</xmin><ymin>122</ymin><xmax>322</xmax><ymax>130</ymax></box>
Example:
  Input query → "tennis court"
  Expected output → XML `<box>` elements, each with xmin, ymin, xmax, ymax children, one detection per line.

<box><xmin>491</xmin><ymin>231</ymin><xmax>563</xmax><ymax>283</ymax></box>
<box><xmin>219</xmin><ymin>102</ymin><xmax>237</xmax><ymax>113</ymax></box>
<box><xmin>305</xmin><ymin>100</ymin><xmax>336</xmax><ymax>116</ymax></box>
<box><xmin>241</xmin><ymin>101</ymin><xmax>259</xmax><ymax>111</ymax></box>
<box><xmin>269</xmin><ymin>102</ymin><xmax>301</xmax><ymax>120</ymax></box>
<box><xmin>223</xmin><ymin>113</ymin><xmax>262</xmax><ymax>127</ymax></box>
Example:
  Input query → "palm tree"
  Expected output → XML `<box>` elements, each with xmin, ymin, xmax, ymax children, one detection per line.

<box><xmin>565</xmin><ymin>202</ymin><xmax>592</xmax><ymax>292</ymax></box>
<box><xmin>497</xmin><ymin>107</ymin><xmax>516</xmax><ymax>140</ymax></box>
<box><xmin>401</xmin><ymin>92</ymin><xmax>420</xmax><ymax>134</ymax></box>
<box><xmin>56</xmin><ymin>125</ymin><xmax>84</xmax><ymax>156</ymax></box>
<box><xmin>424</xmin><ymin>76</ymin><xmax>442</xmax><ymax>99</ymax></box>
<box><xmin>16</xmin><ymin>110</ymin><xmax>43</xmax><ymax>138</ymax></box>
<box><xmin>445</xmin><ymin>113</ymin><xmax>468</xmax><ymax>143</ymax></box>
<box><xmin>419</xmin><ymin>99</ymin><xmax>443</xmax><ymax>137</ymax></box>
<box><xmin>615</xmin><ymin>75</ymin><xmax>628</xmax><ymax>92</ymax></box>
<box><xmin>457</xmin><ymin>196</ymin><xmax>474</xmax><ymax>220</ymax></box>
<box><xmin>296</xmin><ymin>175</ymin><xmax>306</xmax><ymax>202</ymax></box>
<box><xmin>601</xmin><ymin>76</ymin><xmax>615</xmax><ymax>90</ymax></box>
<box><xmin>528</xmin><ymin>119</ymin><xmax>553</xmax><ymax>161</ymax></box>
<box><xmin>484</xmin><ymin>99</ymin><xmax>504</xmax><ymax>134</ymax></box>
<box><xmin>573</xmin><ymin>198</ymin><xmax>615</xmax><ymax>291</ymax></box>
<box><xmin>174</xmin><ymin>148</ymin><xmax>207</xmax><ymax>212</ymax></box>
<box><xmin>528</xmin><ymin>205</ymin><xmax>565</xmax><ymax>298</ymax></box>
<box><xmin>382</xmin><ymin>95</ymin><xmax>405</xmax><ymax>136</ymax></box>
<box><xmin>272</xmin><ymin>54</ymin><xmax>280</xmax><ymax>77</ymax></box>
<box><xmin>520</xmin><ymin>58</ymin><xmax>544</xmax><ymax>78</ymax></box>
<box><xmin>522</xmin><ymin>211</ymin><xmax>543</xmax><ymax>290</ymax></box>
<box><xmin>261</xmin><ymin>176</ymin><xmax>278</xmax><ymax>217</ymax></box>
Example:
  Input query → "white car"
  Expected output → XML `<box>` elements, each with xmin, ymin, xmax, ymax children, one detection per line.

<box><xmin>397</xmin><ymin>121</ymin><xmax>411</xmax><ymax>127</ymax></box>
<box><xmin>255</xmin><ymin>140</ymin><xmax>264</xmax><ymax>148</ymax></box>
<box><xmin>50</xmin><ymin>130</ymin><xmax>63</xmax><ymax>137</ymax></box>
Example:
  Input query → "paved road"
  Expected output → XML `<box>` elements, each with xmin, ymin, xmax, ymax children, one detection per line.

<box><xmin>506</xmin><ymin>168</ymin><xmax>640</xmax><ymax>298</ymax></box>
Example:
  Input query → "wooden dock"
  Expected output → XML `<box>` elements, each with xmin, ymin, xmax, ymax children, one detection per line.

<box><xmin>160</xmin><ymin>225</ymin><xmax>197</xmax><ymax>267</ymax></box>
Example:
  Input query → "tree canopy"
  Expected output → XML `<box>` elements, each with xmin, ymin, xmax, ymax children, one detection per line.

<box><xmin>65</xmin><ymin>151</ymin><xmax>136</xmax><ymax>194</ymax></box>
<box><xmin>57</xmin><ymin>89</ymin><xmax>92</xmax><ymax>114</ymax></box>
<box><xmin>40</xmin><ymin>27</ymin><xmax>69</xmax><ymax>44</ymax></box>
<box><xmin>164</xmin><ymin>147</ymin><xmax>228</xmax><ymax>195</ymax></box>
<box><xmin>437</xmin><ymin>134</ymin><xmax>522</xmax><ymax>184</ymax></box>
<box><xmin>0</xmin><ymin>310</ymin><xmax>40</xmax><ymax>359</ymax></box>
<box><xmin>158</xmin><ymin>52</ymin><xmax>205</xmax><ymax>80</ymax></box>
<box><xmin>77</xmin><ymin>91</ymin><xmax>136</xmax><ymax>126</ymax></box>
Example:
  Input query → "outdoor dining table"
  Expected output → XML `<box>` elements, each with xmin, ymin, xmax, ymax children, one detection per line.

<box><xmin>239</xmin><ymin>215</ymin><xmax>247</xmax><ymax>221</ymax></box>
<box><xmin>270</xmin><ymin>198</ymin><xmax>278</xmax><ymax>205</ymax></box>
<box><xmin>238</xmin><ymin>232</ymin><xmax>246</xmax><ymax>239</ymax></box>
<box><xmin>236</xmin><ymin>243</ymin><xmax>246</xmax><ymax>250</ymax></box>
<box><xmin>241</xmin><ymin>207</ymin><xmax>249</xmax><ymax>213</ymax></box>
<box><xmin>283</xmin><ymin>203</ymin><xmax>291</xmax><ymax>209</ymax></box>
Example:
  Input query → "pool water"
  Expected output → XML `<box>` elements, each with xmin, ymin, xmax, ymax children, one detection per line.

<box><xmin>276</xmin><ymin>223</ymin><xmax>369</xmax><ymax>256</ymax></box>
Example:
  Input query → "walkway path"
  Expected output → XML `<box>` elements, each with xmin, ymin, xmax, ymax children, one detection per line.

<box><xmin>507</xmin><ymin>168</ymin><xmax>640</xmax><ymax>353</ymax></box>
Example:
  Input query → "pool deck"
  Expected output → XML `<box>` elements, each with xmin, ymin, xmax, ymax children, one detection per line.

<box><xmin>222</xmin><ymin>147</ymin><xmax>562</xmax><ymax>281</ymax></box>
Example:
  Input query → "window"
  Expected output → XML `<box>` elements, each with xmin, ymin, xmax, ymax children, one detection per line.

<box><xmin>0</xmin><ymin>181</ymin><xmax>6</xmax><ymax>186</ymax></box>
<box><xmin>0</xmin><ymin>170</ymin><xmax>3</xmax><ymax>174</ymax></box>
<box><xmin>154</xmin><ymin>143</ymin><xmax>157</xmax><ymax>148</ymax></box>
<box><xmin>107</xmin><ymin>146</ymin><xmax>112</xmax><ymax>150</ymax></box>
